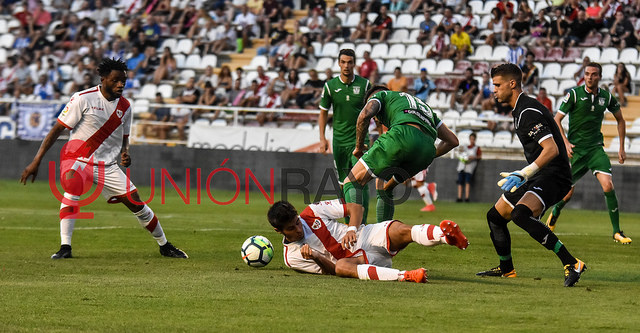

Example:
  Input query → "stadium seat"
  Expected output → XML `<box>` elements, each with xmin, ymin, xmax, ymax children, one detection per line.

<box><xmin>374</xmin><ymin>58</ymin><xmax>385</xmax><ymax>72</ymax></box>
<box><xmin>625</xmin><ymin>64</ymin><xmax>636</xmax><ymax>80</ymax></box>
<box><xmin>541</xmin><ymin>63</ymin><xmax>561</xmax><ymax>79</ymax></box>
<box><xmin>628</xmin><ymin>138</ymin><xmax>640</xmax><ymax>154</ymax></box>
<box><xmin>0</xmin><ymin>48</ymin><xmax>7</xmax><ymax>64</ymax></box>
<box><xmin>133</xmin><ymin>99</ymin><xmax>150</xmax><ymax>114</ymax></box>
<box><xmin>433</xmin><ymin>59</ymin><xmax>454</xmax><ymax>75</ymax></box>
<box><xmin>626</xmin><ymin>118</ymin><xmax>640</xmax><ymax>137</ymax></box>
<box><xmin>312</xmin><ymin>41</ymin><xmax>322</xmax><ymax>58</ymax></box>
<box><xmin>320</xmin><ymin>42</ymin><xmax>339</xmax><ymax>58</ymax></box>
<box><xmin>0</xmin><ymin>19</ymin><xmax>7</xmax><ymax>34</ymax></box>
<box><xmin>546</xmin><ymin>47</ymin><xmax>564</xmax><ymax>62</ymax></box>
<box><xmin>344</xmin><ymin>13</ymin><xmax>360</xmax><ymax>28</ymax></box>
<box><xmin>138</xmin><ymin>84</ymin><xmax>158</xmax><ymax>99</ymax></box>
<box><xmin>315</xmin><ymin>57</ymin><xmax>334</xmax><ymax>72</ymax></box>
<box><xmin>419</xmin><ymin>59</ymin><xmax>437</xmax><ymax>73</ymax></box>
<box><xmin>157</xmin><ymin>84</ymin><xmax>173</xmax><ymax>98</ymax></box>
<box><xmin>602</xmin><ymin>64</ymin><xmax>616</xmax><ymax>80</ymax></box>
<box><xmin>458</xmin><ymin>110</ymin><xmax>479</xmax><ymax>129</ymax></box>
<box><xmin>404</xmin><ymin>29</ymin><xmax>420</xmax><ymax>44</ymax></box>
<box><xmin>600</xmin><ymin>48</ymin><xmax>619</xmax><ymax>64</ymax></box>
<box><xmin>396</xmin><ymin>14</ymin><xmax>413</xmax><ymax>29</ymax></box>
<box><xmin>355</xmin><ymin>44</ymin><xmax>372</xmax><ymax>59</ymax></box>
<box><xmin>452</xmin><ymin>60</ymin><xmax>472</xmax><ymax>74</ymax></box>
<box><xmin>479</xmin><ymin>14</ymin><xmax>492</xmax><ymax>30</ymax></box>
<box><xmin>402</xmin><ymin>59</ymin><xmax>420</xmax><ymax>74</ymax></box>
<box><xmin>530</xmin><ymin>47</ymin><xmax>546</xmax><ymax>61</ymax></box>
<box><xmin>336</xmin><ymin>12</ymin><xmax>347</xmax><ymax>23</ymax></box>
<box><xmin>179</xmin><ymin>69</ymin><xmax>196</xmax><ymax>84</ymax></box>
<box><xmin>211</xmin><ymin>119</ymin><xmax>228</xmax><ymax>127</ymax></box>
<box><xmin>387</xmin><ymin>44</ymin><xmax>406</xmax><ymax>59</ymax></box>
<box><xmin>371</xmin><ymin>44</ymin><xmax>389</xmax><ymax>59</ymax></box>
<box><xmin>175</xmin><ymin>54</ymin><xmax>186</xmax><ymax>69</ymax></box>
<box><xmin>473</xmin><ymin>61</ymin><xmax>490</xmax><ymax>75</ymax></box>
<box><xmin>534</xmin><ymin>1</ymin><xmax>549</xmax><ymax>14</ymax></box>
<box><xmin>480</xmin><ymin>0</ymin><xmax>498</xmax><ymax>15</ymax></box>
<box><xmin>411</xmin><ymin>16</ymin><xmax>423</xmax><ymax>29</ymax></box>
<box><xmin>489</xmin><ymin>45</ymin><xmax>509</xmax><ymax>62</ymax></box>
<box><xmin>476</xmin><ymin>130</ymin><xmax>494</xmax><ymax>146</ymax></box>
<box><xmin>59</xmin><ymin>64</ymin><xmax>73</xmax><ymax>81</ymax></box>
<box><xmin>619</xmin><ymin>48</ymin><xmax>639</xmax><ymax>64</ymax></box>
<box><xmin>194</xmin><ymin>118</ymin><xmax>210</xmax><ymax>126</ymax></box>
<box><xmin>558</xmin><ymin>79</ymin><xmax>577</xmax><ymax>93</ymax></box>
<box><xmin>605</xmin><ymin>136</ymin><xmax>630</xmax><ymax>153</ymax></box>
<box><xmin>560</xmin><ymin>47</ymin><xmax>582</xmax><ymax>63</ymax></box>
<box><xmin>404</xmin><ymin>44</ymin><xmax>423</xmax><ymax>60</ymax></box>
<box><xmin>160</xmin><ymin>38</ymin><xmax>177</xmax><ymax>51</ymax></box>
<box><xmin>427</xmin><ymin>92</ymin><xmax>441</xmax><ymax>108</ymax></box>
<box><xmin>579</xmin><ymin>33</ymin><xmax>602</xmax><ymax>47</ymax></box>
<box><xmin>389</xmin><ymin>29</ymin><xmax>409</xmax><ymax>44</ymax></box>
<box><xmin>184</xmin><ymin>54</ymin><xmax>202</xmax><ymax>69</ymax></box>
<box><xmin>581</xmin><ymin>47</ymin><xmax>601</xmax><ymax>63</ymax></box>
<box><xmin>560</xmin><ymin>63</ymin><xmax>580</xmax><ymax>79</ymax></box>
<box><xmin>383</xmin><ymin>59</ymin><xmax>402</xmax><ymax>74</ymax></box>
<box><xmin>0</xmin><ymin>33</ymin><xmax>15</xmax><ymax>48</ymax></box>
<box><xmin>435</xmin><ymin>77</ymin><xmax>455</xmax><ymax>91</ymax></box>
<box><xmin>296</xmin><ymin>122</ymin><xmax>313</xmax><ymax>130</ymax></box>
<box><xmin>492</xmin><ymin>131</ymin><xmax>513</xmax><ymax>148</ymax></box>
<box><xmin>340</xmin><ymin>42</ymin><xmax>355</xmax><ymax>52</ymax></box>
<box><xmin>457</xmin><ymin>129</ymin><xmax>472</xmax><ymax>146</ymax></box>
<box><xmin>201</xmin><ymin>55</ymin><xmax>217</xmax><ymax>69</ymax></box>
<box><xmin>468</xmin><ymin>45</ymin><xmax>492</xmax><ymax>61</ymax></box>
<box><xmin>468</xmin><ymin>1</ymin><xmax>484</xmax><ymax>14</ymax></box>
<box><xmin>540</xmin><ymin>80</ymin><xmax>558</xmax><ymax>94</ymax></box>
<box><xmin>442</xmin><ymin>110</ymin><xmax>460</xmax><ymax>127</ymax></box>
<box><xmin>245</xmin><ymin>55</ymin><xmax>267</xmax><ymax>70</ymax></box>
<box><xmin>176</xmin><ymin>38</ymin><xmax>194</xmax><ymax>54</ymax></box>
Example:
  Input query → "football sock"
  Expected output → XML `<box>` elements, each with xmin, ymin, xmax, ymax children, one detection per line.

<box><xmin>59</xmin><ymin>193</ymin><xmax>79</xmax><ymax>245</ymax></box>
<box><xmin>511</xmin><ymin>204</ymin><xmax>576</xmax><ymax>266</ymax></box>
<box><xmin>417</xmin><ymin>185</ymin><xmax>433</xmax><ymax>206</ymax></box>
<box><xmin>134</xmin><ymin>205</ymin><xmax>167</xmax><ymax>246</ymax></box>
<box><xmin>552</xmin><ymin>199</ymin><xmax>566</xmax><ymax>218</ymax></box>
<box><xmin>604</xmin><ymin>190</ymin><xmax>620</xmax><ymax>233</ymax></box>
<box><xmin>487</xmin><ymin>207</ymin><xmax>512</xmax><ymax>270</ymax></box>
<box><xmin>356</xmin><ymin>264</ymin><xmax>402</xmax><ymax>281</ymax></box>
<box><xmin>376</xmin><ymin>189</ymin><xmax>394</xmax><ymax>222</ymax></box>
<box><xmin>343</xmin><ymin>182</ymin><xmax>369</xmax><ymax>224</ymax></box>
<box><xmin>411</xmin><ymin>224</ymin><xmax>446</xmax><ymax>246</ymax></box>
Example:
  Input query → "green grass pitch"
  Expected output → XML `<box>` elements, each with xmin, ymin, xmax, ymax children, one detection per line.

<box><xmin>1</xmin><ymin>179</ymin><xmax>639</xmax><ymax>332</ymax></box>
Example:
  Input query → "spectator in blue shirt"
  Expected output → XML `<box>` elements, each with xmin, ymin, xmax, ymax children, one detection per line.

<box><xmin>126</xmin><ymin>45</ymin><xmax>146</xmax><ymax>79</ymax></box>
<box><xmin>414</xmin><ymin>68</ymin><xmax>436</xmax><ymax>102</ymax></box>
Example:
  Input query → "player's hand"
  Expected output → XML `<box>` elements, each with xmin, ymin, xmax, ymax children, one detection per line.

<box><xmin>565</xmin><ymin>142</ymin><xmax>574</xmax><ymax>159</ymax></box>
<box><xmin>497</xmin><ymin>171</ymin><xmax>527</xmax><ymax>192</ymax></box>
<box><xmin>320</xmin><ymin>137</ymin><xmax>329</xmax><ymax>154</ymax></box>
<box><xmin>341</xmin><ymin>230</ymin><xmax>357</xmax><ymax>250</ymax></box>
<box><xmin>352</xmin><ymin>147</ymin><xmax>364</xmax><ymax>159</ymax></box>
<box><xmin>619</xmin><ymin>149</ymin><xmax>626</xmax><ymax>164</ymax></box>
<box><xmin>20</xmin><ymin>161</ymin><xmax>40</xmax><ymax>185</ymax></box>
<box><xmin>300</xmin><ymin>244</ymin><xmax>314</xmax><ymax>260</ymax></box>
<box><xmin>120</xmin><ymin>151</ymin><xmax>131</xmax><ymax>167</ymax></box>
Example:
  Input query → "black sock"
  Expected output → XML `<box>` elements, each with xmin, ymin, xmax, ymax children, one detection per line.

<box><xmin>487</xmin><ymin>207</ymin><xmax>513</xmax><ymax>271</ymax></box>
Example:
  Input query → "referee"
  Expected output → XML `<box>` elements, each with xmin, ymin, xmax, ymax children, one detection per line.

<box><xmin>476</xmin><ymin>64</ymin><xmax>586</xmax><ymax>287</ymax></box>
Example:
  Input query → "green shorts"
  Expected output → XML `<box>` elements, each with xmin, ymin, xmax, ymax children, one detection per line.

<box><xmin>361</xmin><ymin>124</ymin><xmax>436</xmax><ymax>182</ymax></box>
<box><xmin>333</xmin><ymin>144</ymin><xmax>359</xmax><ymax>183</ymax></box>
<box><xmin>570</xmin><ymin>145</ymin><xmax>612</xmax><ymax>184</ymax></box>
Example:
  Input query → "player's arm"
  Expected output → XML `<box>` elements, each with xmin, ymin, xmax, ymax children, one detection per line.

<box><xmin>318</xmin><ymin>83</ymin><xmax>331</xmax><ymax>154</ymax></box>
<box><xmin>435</xmin><ymin>122</ymin><xmax>459</xmax><ymax>157</ymax></box>
<box><xmin>353</xmin><ymin>99</ymin><xmax>380</xmax><ymax>158</ymax></box>
<box><xmin>300</xmin><ymin>244</ymin><xmax>336</xmax><ymax>275</ymax></box>
<box><xmin>20</xmin><ymin>122</ymin><xmax>67</xmax><ymax>185</ymax></box>
<box><xmin>612</xmin><ymin>107</ymin><xmax>626</xmax><ymax>164</ymax></box>
<box><xmin>120</xmin><ymin>135</ymin><xmax>131</xmax><ymax>167</ymax></box>
<box><xmin>553</xmin><ymin>111</ymin><xmax>573</xmax><ymax>158</ymax></box>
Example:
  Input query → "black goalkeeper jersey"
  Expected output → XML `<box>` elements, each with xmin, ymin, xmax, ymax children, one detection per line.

<box><xmin>512</xmin><ymin>93</ymin><xmax>571</xmax><ymax>181</ymax></box>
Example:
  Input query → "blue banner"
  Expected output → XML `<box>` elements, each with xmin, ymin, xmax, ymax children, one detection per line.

<box><xmin>16</xmin><ymin>103</ymin><xmax>59</xmax><ymax>141</ymax></box>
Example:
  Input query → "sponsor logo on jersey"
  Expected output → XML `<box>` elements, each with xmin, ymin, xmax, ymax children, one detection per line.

<box><xmin>353</xmin><ymin>86</ymin><xmax>360</xmax><ymax>94</ymax></box>
<box><xmin>311</xmin><ymin>219</ymin><xmax>322</xmax><ymax>230</ymax></box>
<box><xmin>528</xmin><ymin>123</ymin><xmax>543</xmax><ymax>138</ymax></box>
<box><xmin>91</xmin><ymin>106</ymin><xmax>105</xmax><ymax>111</ymax></box>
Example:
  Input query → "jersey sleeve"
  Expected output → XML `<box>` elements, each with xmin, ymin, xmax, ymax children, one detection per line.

<box><xmin>519</xmin><ymin>108</ymin><xmax>553</xmax><ymax>144</ymax></box>
<box><xmin>557</xmin><ymin>89</ymin><xmax>574</xmax><ymax>115</ymax></box>
<box><xmin>123</xmin><ymin>103</ymin><xmax>132</xmax><ymax>136</ymax></box>
<box><xmin>304</xmin><ymin>199</ymin><xmax>348</xmax><ymax>221</ymax></box>
<box><xmin>57</xmin><ymin>93</ymin><xmax>84</xmax><ymax>129</ymax></box>
<box><xmin>607</xmin><ymin>92</ymin><xmax>621</xmax><ymax>113</ymax></box>
<box><xmin>319</xmin><ymin>82</ymin><xmax>332</xmax><ymax>111</ymax></box>
<box><xmin>283</xmin><ymin>245</ymin><xmax>323</xmax><ymax>274</ymax></box>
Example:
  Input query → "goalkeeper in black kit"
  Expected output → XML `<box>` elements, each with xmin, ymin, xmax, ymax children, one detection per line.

<box><xmin>476</xmin><ymin>63</ymin><xmax>586</xmax><ymax>287</ymax></box>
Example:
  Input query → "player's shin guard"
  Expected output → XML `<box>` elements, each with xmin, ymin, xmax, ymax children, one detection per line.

<box><xmin>134</xmin><ymin>205</ymin><xmax>167</xmax><ymax>246</ymax></box>
<box><xmin>411</xmin><ymin>224</ymin><xmax>445</xmax><ymax>246</ymax></box>
<box><xmin>511</xmin><ymin>205</ymin><xmax>576</xmax><ymax>266</ymax></box>
<box><xmin>604</xmin><ymin>190</ymin><xmax>620</xmax><ymax>234</ymax></box>
<box><xmin>487</xmin><ymin>207</ymin><xmax>513</xmax><ymax>272</ymax></box>
<box><xmin>356</xmin><ymin>264</ymin><xmax>402</xmax><ymax>281</ymax></box>
<box><xmin>417</xmin><ymin>185</ymin><xmax>433</xmax><ymax>206</ymax></box>
<box><xmin>552</xmin><ymin>199</ymin><xmax>566</xmax><ymax>218</ymax></box>
<box><xmin>376</xmin><ymin>189</ymin><xmax>394</xmax><ymax>222</ymax></box>
<box><xmin>59</xmin><ymin>192</ymin><xmax>79</xmax><ymax>245</ymax></box>
<box><xmin>344</xmin><ymin>181</ymin><xmax>369</xmax><ymax>224</ymax></box>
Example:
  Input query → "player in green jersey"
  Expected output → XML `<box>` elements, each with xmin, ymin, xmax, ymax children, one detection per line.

<box><xmin>319</xmin><ymin>49</ymin><xmax>372</xmax><ymax>224</ymax></box>
<box><xmin>339</xmin><ymin>86</ymin><xmax>459</xmax><ymax>249</ymax></box>
<box><xmin>546</xmin><ymin>62</ymin><xmax>631</xmax><ymax>244</ymax></box>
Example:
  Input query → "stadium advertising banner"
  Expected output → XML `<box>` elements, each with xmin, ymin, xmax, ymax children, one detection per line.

<box><xmin>0</xmin><ymin>116</ymin><xmax>16</xmax><ymax>140</ymax></box>
<box><xmin>188</xmin><ymin>123</ymin><xmax>330</xmax><ymax>153</ymax></box>
<box><xmin>16</xmin><ymin>103</ymin><xmax>58</xmax><ymax>141</ymax></box>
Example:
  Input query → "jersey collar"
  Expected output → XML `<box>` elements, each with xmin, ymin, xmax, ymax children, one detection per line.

<box><xmin>583</xmin><ymin>84</ymin><xmax>599</xmax><ymax>96</ymax></box>
<box><xmin>511</xmin><ymin>91</ymin><xmax>524</xmax><ymax>112</ymax></box>
<box><xmin>339</xmin><ymin>74</ymin><xmax>355</xmax><ymax>85</ymax></box>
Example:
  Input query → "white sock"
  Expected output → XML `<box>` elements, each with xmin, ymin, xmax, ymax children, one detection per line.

<box><xmin>59</xmin><ymin>192</ymin><xmax>79</xmax><ymax>245</ymax></box>
<box><xmin>134</xmin><ymin>205</ymin><xmax>167</xmax><ymax>246</ymax></box>
<box><xmin>356</xmin><ymin>264</ymin><xmax>402</xmax><ymax>281</ymax></box>
<box><xmin>411</xmin><ymin>224</ymin><xmax>447</xmax><ymax>246</ymax></box>
<box><xmin>417</xmin><ymin>185</ymin><xmax>433</xmax><ymax>206</ymax></box>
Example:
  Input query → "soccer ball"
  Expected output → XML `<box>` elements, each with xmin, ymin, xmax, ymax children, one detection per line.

<box><xmin>241</xmin><ymin>235</ymin><xmax>274</xmax><ymax>267</ymax></box>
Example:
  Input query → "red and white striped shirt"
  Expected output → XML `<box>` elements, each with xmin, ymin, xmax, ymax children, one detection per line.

<box><xmin>57</xmin><ymin>86</ymin><xmax>132</xmax><ymax>165</ymax></box>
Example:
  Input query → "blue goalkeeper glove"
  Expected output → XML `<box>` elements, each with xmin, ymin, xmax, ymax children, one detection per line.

<box><xmin>497</xmin><ymin>163</ymin><xmax>540</xmax><ymax>193</ymax></box>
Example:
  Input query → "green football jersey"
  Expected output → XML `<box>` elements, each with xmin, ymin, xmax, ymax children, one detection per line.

<box><xmin>319</xmin><ymin>75</ymin><xmax>370</xmax><ymax>147</ymax></box>
<box><xmin>558</xmin><ymin>85</ymin><xmax>620</xmax><ymax>148</ymax></box>
<box><xmin>369</xmin><ymin>90</ymin><xmax>441</xmax><ymax>140</ymax></box>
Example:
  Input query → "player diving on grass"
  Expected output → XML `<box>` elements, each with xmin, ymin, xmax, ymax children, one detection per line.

<box><xmin>20</xmin><ymin>58</ymin><xmax>188</xmax><ymax>259</ymax></box>
<box><xmin>340</xmin><ymin>86</ymin><xmax>459</xmax><ymax>250</ymax></box>
<box><xmin>268</xmin><ymin>200</ymin><xmax>468</xmax><ymax>283</ymax></box>
<box><xmin>546</xmin><ymin>62</ymin><xmax>631</xmax><ymax>244</ymax></box>
<box><xmin>475</xmin><ymin>63</ymin><xmax>585</xmax><ymax>287</ymax></box>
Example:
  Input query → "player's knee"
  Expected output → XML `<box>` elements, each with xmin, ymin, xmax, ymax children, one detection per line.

<box><xmin>511</xmin><ymin>204</ymin><xmax>533</xmax><ymax>228</ymax></box>
<box><xmin>335</xmin><ymin>260</ymin><xmax>355</xmax><ymax>277</ymax></box>
<box><xmin>601</xmin><ymin>180</ymin><xmax>614</xmax><ymax>193</ymax></box>
<box><xmin>487</xmin><ymin>206</ymin><xmax>509</xmax><ymax>226</ymax></box>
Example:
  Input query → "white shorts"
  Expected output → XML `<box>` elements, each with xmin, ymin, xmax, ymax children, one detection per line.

<box><xmin>70</xmin><ymin>160</ymin><xmax>137</xmax><ymax>202</ymax></box>
<box><xmin>354</xmin><ymin>221</ymin><xmax>397</xmax><ymax>268</ymax></box>
<box><xmin>412</xmin><ymin>167</ymin><xmax>430</xmax><ymax>183</ymax></box>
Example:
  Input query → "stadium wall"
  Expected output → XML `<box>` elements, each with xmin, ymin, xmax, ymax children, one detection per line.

<box><xmin>4</xmin><ymin>140</ymin><xmax>639</xmax><ymax>212</ymax></box>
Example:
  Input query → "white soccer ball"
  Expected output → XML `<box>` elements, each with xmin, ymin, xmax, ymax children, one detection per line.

<box><xmin>241</xmin><ymin>235</ymin><xmax>274</xmax><ymax>267</ymax></box>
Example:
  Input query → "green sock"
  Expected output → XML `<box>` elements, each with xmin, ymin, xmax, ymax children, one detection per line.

<box><xmin>604</xmin><ymin>190</ymin><xmax>620</xmax><ymax>234</ymax></box>
<box><xmin>342</xmin><ymin>182</ymin><xmax>369</xmax><ymax>225</ymax></box>
<box><xmin>552</xmin><ymin>199</ymin><xmax>566</xmax><ymax>218</ymax></box>
<box><xmin>376</xmin><ymin>189</ymin><xmax>394</xmax><ymax>223</ymax></box>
